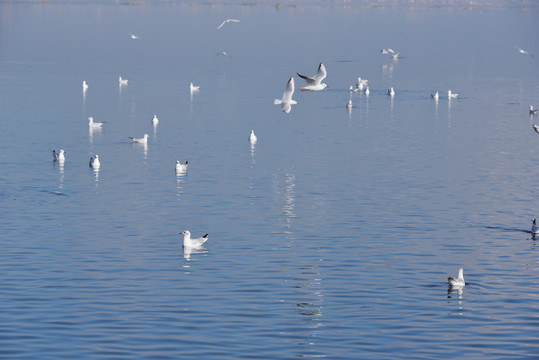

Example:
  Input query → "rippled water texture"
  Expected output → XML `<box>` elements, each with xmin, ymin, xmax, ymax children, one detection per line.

<box><xmin>1</xmin><ymin>1</ymin><xmax>539</xmax><ymax>359</ymax></box>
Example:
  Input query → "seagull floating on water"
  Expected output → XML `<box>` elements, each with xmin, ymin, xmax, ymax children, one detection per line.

<box><xmin>52</xmin><ymin>149</ymin><xmax>65</xmax><ymax>162</ymax></box>
<box><xmin>531</xmin><ymin>219</ymin><xmax>539</xmax><ymax>234</ymax></box>
<box><xmin>346</xmin><ymin>99</ymin><xmax>352</xmax><ymax>110</ymax></box>
<box><xmin>249</xmin><ymin>130</ymin><xmax>257</xmax><ymax>144</ymax></box>
<box><xmin>119</xmin><ymin>76</ymin><xmax>128</xmax><ymax>86</ymax></box>
<box><xmin>274</xmin><ymin>76</ymin><xmax>298</xmax><ymax>113</ymax></box>
<box><xmin>364</xmin><ymin>87</ymin><xmax>370</xmax><ymax>96</ymax></box>
<box><xmin>190</xmin><ymin>82</ymin><xmax>200</xmax><ymax>93</ymax></box>
<box><xmin>431</xmin><ymin>91</ymin><xmax>439</xmax><ymax>100</ymax></box>
<box><xmin>530</xmin><ymin>106</ymin><xmax>538</xmax><ymax>116</ymax></box>
<box><xmin>152</xmin><ymin>115</ymin><xmax>159</xmax><ymax>126</ymax></box>
<box><xmin>175</xmin><ymin>160</ymin><xmax>188</xmax><ymax>173</ymax></box>
<box><xmin>388</xmin><ymin>87</ymin><xmax>395</xmax><ymax>96</ymax></box>
<box><xmin>217</xmin><ymin>18</ymin><xmax>240</xmax><ymax>30</ymax></box>
<box><xmin>89</xmin><ymin>155</ymin><xmax>100</xmax><ymax>168</ymax></box>
<box><xmin>356</xmin><ymin>77</ymin><xmax>369</xmax><ymax>90</ymax></box>
<box><xmin>88</xmin><ymin>116</ymin><xmax>105</xmax><ymax>128</ymax></box>
<box><xmin>349</xmin><ymin>85</ymin><xmax>359</xmax><ymax>93</ymax></box>
<box><xmin>515</xmin><ymin>46</ymin><xmax>534</xmax><ymax>58</ymax></box>
<box><xmin>297</xmin><ymin>63</ymin><xmax>328</xmax><ymax>91</ymax></box>
<box><xmin>448</xmin><ymin>90</ymin><xmax>459</xmax><ymax>99</ymax></box>
<box><xmin>179</xmin><ymin>230</ymin><xmax>209</xmax><ymax>248</ymax></box>
<box><xmin>448</xmin><ymin>268</ymin><xmax>465</xmax><ymax>287</ymax></box>
<box><xmin>130</xmin><ymin>134</ymin><xmax>149</xmax><ymax>144</ymax></box>
<box><xmin>82</xmin><ymin>81</ymin><xmax>88</xmax><ymax>91</ymax></box>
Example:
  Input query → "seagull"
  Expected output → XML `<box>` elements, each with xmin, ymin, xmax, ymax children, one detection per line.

<box><xmin>88</xmin><ymin>116</ymin><xmax>105</xmax><ymax>128</ymax></box>
<box><xmin>381</xmin><ymin>48</ymin><xmax>395</xmax><ymax>55</ymax></box>
<box><xmin>533</xmin><ymin>124</ymin><xmax>539</xmax><ymax>134</ymax></box>
<box><xmin>516</xmin><ymin>46</ymin><xmax>534</xmax><ymax>57</ymax></box>
<box><xmin>152</xmin><ymin>115</ymin><xmax>159</xmax><ymax>126</ymax></box>
<box><xmin>346</xmin><ymin>99</ymin><xmax>352</xmax><ymax>110</ymax></box>
<box><xmin>431</xmin><ymin>91</ymin><xmax>439</xmax><ymax>100</ymax></box>
<box><xmin>349</xmin><ymin>85</ymin><xmax>359</xmax><ymax>93</ymax></box>
<box><xmin>364</xmin><ymin>87</ymin><xmax>370</xmax><ymax>96</ymax></box>
<box><xmin>448</xmin><ymin>268</ymin><xmax>465</xmax><ymax>287</ymax></box>
<box><xmin>52</xmin><ymin>149</ymin><xmax>65</xmax><ymax>162</ymax></box>
<box><xmin>274</xmin><ymin>76</ymin><xmax>298</xmax><ymax>113</ymax></box>
<box><xmin>179</xmin><ymin>230</ymin><xmax>209</xmax><ymax>248</ymax></box>
<box><xmin>190</xmin><ymin>82</ymin><xmax>200</xmax><ymax>93</ymax></box>
<box><xmin>125</xmin><ymin>30</ymin><xmax>140</xmax><ymax>40</ymax></box>
<box><xmin>448</xmin><ymin>90</ymin><xmax>459</xmax><ymax>99</ymax></box>
<box><xmin>217</xmin><ymin>18</ymin><xmax>240</xmax><ymax>30</ymax></box>
<box><xmin>530</xmin><ymin>105</ymin><xmax>538</xmax><ymax>116</ymax></box>
<box><xmin>89</xmin><ymin>154</ymin><xmax>100</xmax><ymax>168</ymax></box>
<box><xmin>175</xmin><ymin>160</ymin><xmax>188</xmax><ymax>173</ymax></box>
<box><xmin>249</xmin><ymin>130</ymin><xmax>257</xmax><ymax>145</ymax></box>
<box><xmin>216</xmin><ymin>51</ymin><xmax>233</xmax><ymax>59</ymax></box>
<box><xmin>390</xmin><ymin>52</ymin><xmax>401</xmax><ymax>60</ymax></box>
<box><xmin>356</xmin><ymin>77</ymin><xmax>369</xmax><ymax>90</ymax></box>
<box><xmin>388</xmin><ymin>87</ymin><xmax>395</xmax><ymax>96</ymax></box>
<box><xmin>119</xmin><ymin>76</ymin><xmax>128</xmax><ymax>86</ymax></box>
<box><xmin>297</xmin><ymin>63</ymin><xmax>328</xmax><ymax>91</ymax></box>
<box><xmin>82</xmin><ymin>80</ymin><xmax>88</xmax><ymax>90</ymax></box>
<box><xmin>532</xmin><ymin>219</ymin><xmax>539</xmax><ymax>234</ymax></box>
<box><xmin>130</xmin><ymin>134</ymin><xmax>149</xmax><ymax>144</ymax></box>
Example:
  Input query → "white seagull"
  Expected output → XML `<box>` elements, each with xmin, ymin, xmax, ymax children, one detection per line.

<box><xmin>190</xmin><ymin>82</ymin><xmax>200</xmax><ymax>93</ymax></box>
<box><xmin>119</xmin><ymin>76</ymin><xmax>128</xmax><ymax>86</ymax></box>
<box><xmin>274</xmin><ymin>76</ymin><xmax>298</xmax><ymax>113</ymax></box>
<box><xmin>297</xmin><ymin>63</ymin><xmax>328</xmax><ymax>91</ymax></box>
<box><xmin>88</xmin><ymin>116</ymin><xmax>105</xmax><ymax>128</ymax></box>
<box><xmin>532</xmin><ymin>219</ymin><xmax>539</xmax><ymax>234</ymax></box>
<box><xmin>52</xmin><ymin>149</ymin><xmax>65</xmax><ymax>162</ymax></box>
<box><xmin>152</xmin><ymin>115</ymin><xmax>159</xmax><ymax>126</ymax></box>
<box><xmin>82</xmin><ymin>81</ymin><xmax>88</xmax><ymax>91</ymax></box>
<box><xmin>364</xmin><ymin>87</ymin><xmax>370</xmax><ymax>96</ymax></box>
<box><xmin>530</xmin><ymin>105</ymin><xmax>538</xmax><ymax>116</ymax></box>
<box><xmin>381</xmin><ymin>48</ymin><xmax>395</xmax><ymax>55</ymax></box>
<box><xmin>349</xmin><ymin>85</ymin><xmax>359</xmax><ymax>93</ymax></box>
<box><xmin>249</xmin><ymin>130</ymin><xmax>257</xmax><ymax>145</ymax></box>
<box><xmin>130</xmin><ymin>134</ymin><xmax>149</xmax><ymax>144</ymax></box>
<box><xmin>175</xmin><ymin>160</ymin><xmax>188</xmax><ymax>173</ymax></box>
<box><xmin>448</xmin><ymin>268</ymin><xmax>465</xmax><ymax>287</ymax></box>
<box><xmin>217</xmin><ymin>18</ymin><xmax>240</xmax><ymax>30</ymax></box>
<box><xmin>533</xmin><ymin>124</ymin><xmax>539</xmax><ymax>134</ymax></box>
<box><xmin>516</xmin><ymin>46</ymin><xmax>534</xmax><ymax>57</ymax></box>
<box><xmin>216</xmin><ymin>51</ymin><xmax>233</xmax><ymax>59</ymax></box>
<box><xmin>388</xmin><ymin>87</ymin><xmax>395</xmax><ymax>96</ymax></box>
<box><xmin>125</xmin><ymin>30</ymin><xmax>140</xmax><ymax>40</ymax></box>
<box><xmin>448</xmin><ymin>90</ymin><xmax>459</xmax><ymax>99</ymax></box>
<box><xmin>356</xmin><ymin>77</ymin><xmax>369</xmax><ymax>90</ymax></box>
<box><xmin>431</xmin><ymin>91</ymin><xmax>439</xmax><ymax>100</ymax></box>
<box><xmin>179</xmin><ymin>230</ymin><xmax>209</xmax><ymax>248</ymax></box>
<box><xmin>346</xmin><ymin>99</ymin><xmax>352</xmax><ymax>110</ymax></box>
<box><xmin>89</xmin><ymin>155</ymin><xmax>100</xmax><ymax>168</ymax></box>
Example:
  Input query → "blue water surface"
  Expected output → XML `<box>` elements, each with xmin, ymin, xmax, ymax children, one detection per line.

<box><xmin>1</xmin><ymin>1</ymin><xmax>539</xmax><ymax>359</ymax></box>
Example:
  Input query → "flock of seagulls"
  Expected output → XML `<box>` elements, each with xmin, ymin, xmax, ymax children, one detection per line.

<box><xmin>56</xmin><ymin>22</ymin><xmax>537</xmax><ymax>273</ymax></box>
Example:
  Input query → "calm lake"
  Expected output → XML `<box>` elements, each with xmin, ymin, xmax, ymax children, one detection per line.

<box><xmin>1</xmin><ymin>1</ymin><xmax>539</xmax><ymax>359</ymax></box>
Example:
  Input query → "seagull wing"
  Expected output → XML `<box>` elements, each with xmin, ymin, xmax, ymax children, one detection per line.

<box><xmin>297</xmin><ymin>72</ymin><xmax>317</xmax><ymax>86</ymax></box>
<box><xmin>312</xmin><ymin>63</ymin><xmax>327</xmax><ymax>83</ymax></box>
<box><xmin>217</xmin><ymin>20</ymin><xmax>227</xmax><ymax>30</ymax></box>
<box><xmin>282</xmin><ymin>77</ymin><xmax>295</xmax><ymax>101</ymax></box>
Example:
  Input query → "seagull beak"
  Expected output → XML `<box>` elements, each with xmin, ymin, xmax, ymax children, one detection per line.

<box><xmin>179</xmin><ymin>232</ymin><xmax>184</xmax><ymax>235</ymax></box>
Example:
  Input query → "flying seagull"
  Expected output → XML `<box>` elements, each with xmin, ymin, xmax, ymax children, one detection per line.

<box><xmin>217</xmin><ymin>19</ymin><xmax>240</xmax><ymax>30</ymax></box>
<box><xmin>515</xmin><ymin>46</ymin><xmax>534</xmax><ymax>57</ymax></box>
